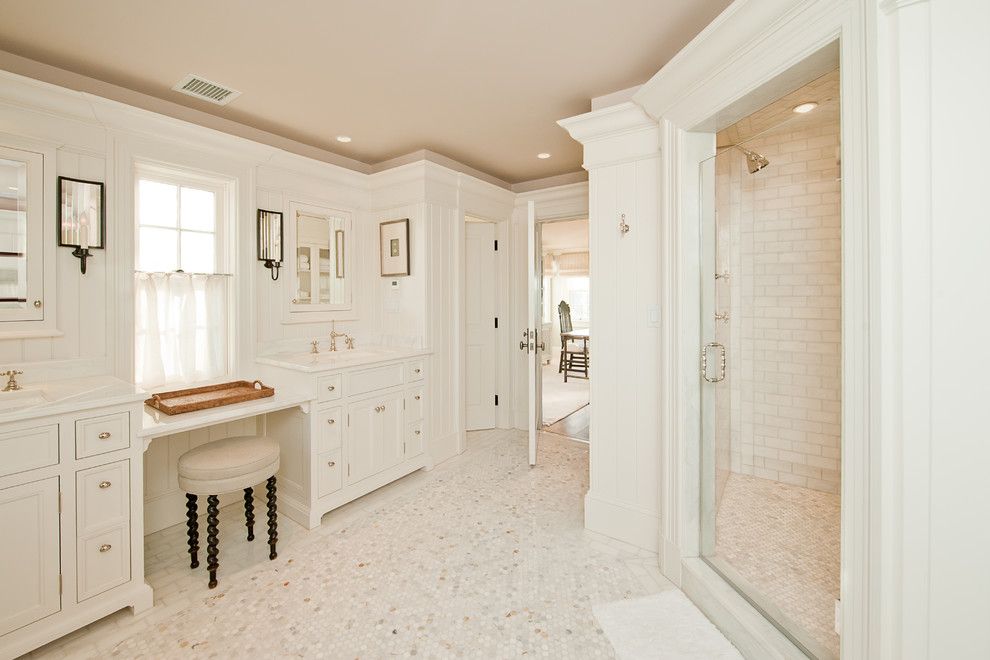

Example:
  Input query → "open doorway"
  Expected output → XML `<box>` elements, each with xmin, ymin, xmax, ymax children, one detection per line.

<box><xmin>538</xmin><ymin>218</ymin><xmax>590</xmax><ymax>442</ymax></box>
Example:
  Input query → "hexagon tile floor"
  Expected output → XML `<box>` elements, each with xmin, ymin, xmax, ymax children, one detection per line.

<box><xmin>30</xmin><ymin>429</ymin><xmax>675</xmax><ymax>659</ymax></box>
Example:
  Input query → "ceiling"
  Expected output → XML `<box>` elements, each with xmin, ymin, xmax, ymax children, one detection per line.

<box><xmin>541</xmin><ymin>219</ymin><xmax>588</xmax><ymax>252</ymax></box>
<box><xmin>0</xmin><ymin>0</ymin><xmax>731</xmax><ymax>184</ymax></box>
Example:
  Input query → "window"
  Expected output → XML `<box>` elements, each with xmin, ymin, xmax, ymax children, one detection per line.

<box><xmin>563</xmin><ymin>276</ymin><xmax>590</xmax><ymax>324</ymax></box>
<box><xmin>134</xmin><ymin>166</ymin><xmax>231</xmax><ymax>387</ymax></box>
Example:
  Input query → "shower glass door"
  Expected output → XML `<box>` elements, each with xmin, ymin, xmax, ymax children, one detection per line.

<box><xmin>698</xmin><ymin>88</ymin><xmax>843</xmax><ymax>660</ymax></box>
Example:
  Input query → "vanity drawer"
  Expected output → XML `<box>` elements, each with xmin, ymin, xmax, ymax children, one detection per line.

<box><xmin>406</xmin><ymin>421</ymin><xmax>425</xmax><ymax>458</ymax></box>
<box><xmin>316</xmin><ymin>406</ymin><xmax>343</xmax><ymax>453</ymax></box>
<box><xmin>405</xmin><ymin>387</ymin><xmax>424</xmax><ymax>422</ymax></box>
<box><xmin>407</xmin><ymin>359</ymin><xmax>425</xmax><ymax>382</ymax></box>
<box><xmin>317</xmin><ymin>374</ymin><xmax>343</xmax><ymax>403</ymax></box>
<box><xmin>75</xmin><ymin>412</ymin><xmax>130</xmax><ymax>459</ymax></box>
<box><xmin>77</xmin><ymin>523</ymin><xmax>130</xmax><ymax>601</ymax></box>
<box><xmin>76</xmin><ymin>460</ymin><xmax>129</xmax><ymax>536</ymax></box>
<box><xmin>316</xmin><ymin>449</ymin><xmax>343</xmax><ymax>498</ymax></box>
<box><xmin>0</xmin><ymin>424</ymin><xmax>58</xmax><ymax>478</ymax></box>
<box><xmin>349</xmin><ymin>363</ymin><xmax>404</xmax><ymax>396</ymax></box>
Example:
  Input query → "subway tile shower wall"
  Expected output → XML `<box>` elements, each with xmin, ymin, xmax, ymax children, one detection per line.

<box><xmin>716</xmin><ymin>99</ymin><xmax>842</xmax><ymax>494</ymax></box>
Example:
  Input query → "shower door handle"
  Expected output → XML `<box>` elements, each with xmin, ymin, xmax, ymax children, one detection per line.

<box><xmin>701</xmin><ymin>342</ymin><xmax>726</xmax><ymax>383</ymax></box>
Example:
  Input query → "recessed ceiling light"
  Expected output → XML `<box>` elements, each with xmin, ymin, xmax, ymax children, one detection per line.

<box><xmin>537</xmin><ymin>152</ymin><xmax>551</xmax><ymax>159</ymax></box>
<box><xmin>792</xmin><ymin>102</ymin><xmax>818</xmax><ymax>114</ymax></box>
<box><xmin>336</xmin><ymin>135</ymin><xmax>352</xmax><ymax>143</ymax></box>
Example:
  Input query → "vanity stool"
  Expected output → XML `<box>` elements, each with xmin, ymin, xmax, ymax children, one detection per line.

<box><xmin>177</xmin><ymin>435</ymin><xmax>280</xmax><ymax>589</ymax></box>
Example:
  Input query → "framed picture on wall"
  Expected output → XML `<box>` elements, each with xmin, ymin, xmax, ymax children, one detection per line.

<box><xmin>379</xmin><ymin>218</ymin><xmax>410</xmax><ymax>276</ymax></box>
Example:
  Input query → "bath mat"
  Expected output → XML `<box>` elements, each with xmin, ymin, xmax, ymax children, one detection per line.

<box><xmin>594</xmin><ymin>590</ymin><xmax>743</xmax><ymax>659</ymax></box>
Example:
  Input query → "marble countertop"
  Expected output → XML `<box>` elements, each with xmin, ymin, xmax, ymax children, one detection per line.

<box><xmin>0</xmin><ymin>375</ymin><xmax>146</xmax><ymax>424</ymax></box>
<box><xmin>256</xmin><ymin>345</ymin><xmax>431</xmax><ymax>373</ymax></box>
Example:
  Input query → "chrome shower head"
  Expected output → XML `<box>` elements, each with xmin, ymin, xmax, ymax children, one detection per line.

<box><xmin>738</xmin><ymin>146</ymin><xmax>770</xmax><ymax>174</ymax></box>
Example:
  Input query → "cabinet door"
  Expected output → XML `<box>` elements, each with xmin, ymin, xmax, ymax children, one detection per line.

<box><xmin>0</xmin><ymin>477</ymin><xmax>60</xmax><ymax>636</ymax></box>
<box><xmin>379</xmin><ymin>392</ymin><xmax>405</xmax><ymax>471</ymax></box>
<box><xmin>346</xmin><ymin>398</ymin><xmax>379</xmax><ymax>484</ymax></box>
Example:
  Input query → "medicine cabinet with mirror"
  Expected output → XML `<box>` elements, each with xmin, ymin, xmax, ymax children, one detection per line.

<box><xmin>0</xmin><ymin>138</ymin><xmax>57</xmax><ymax>336</ymax></box>
<box><xmin>285</xmin><ymin>201</ymin><xmax>353</xmax><ymax>317</ymax></box>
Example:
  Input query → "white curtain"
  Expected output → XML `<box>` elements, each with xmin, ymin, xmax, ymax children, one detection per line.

<box><xmin>134</xmin><ymin>272</ymin><xmax>227</xmax><ymax>388</ymax></box>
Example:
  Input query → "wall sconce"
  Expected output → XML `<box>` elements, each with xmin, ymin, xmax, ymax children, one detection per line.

<box><xmin>57</xmin><ymin>176</ymin><xmax>105</xmax><ymax>274</ymax></box>
<box><xmin>257</xmin><ymin>209</ymin><xmax>283</xmax><ymax>280</ymax></box>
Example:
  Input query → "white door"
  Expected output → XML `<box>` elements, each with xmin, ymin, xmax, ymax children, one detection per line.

<box><xmin>379</xmin><ymin>392</ymin><xmax>405</xmax><ymax>470</ymax></box>
<box><xmin>526</xmin><ymin>201</ymin><xmax>542</xmax><ymax>465</ymax></box>
<box><xmin>0</xmin><ymin>477</ymin><xmax>61</xmax><ymax>636</ymax></box>
<box><xmin>346</xmin><ymin>398</ymin><xmax>378</xmax><ymax>484</ymax></box>
<box><xmin>464</xmin><ymin>221</ymin><xmax>497</xmax><ymax>430</ymax></box>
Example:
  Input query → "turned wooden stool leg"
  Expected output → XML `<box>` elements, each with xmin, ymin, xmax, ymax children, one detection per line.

<box><xmin>244</xmin><ymin>487</ymin><xmax>255</xmax><ymax>541</ymax></box>
<box><xmin>206</xmin><ymin>495</ymin><xmax>220</xmax><ymax>589</ymax></box>
<box><xmin>185</xmin><ymin>493</ymin><xmax>199</xmax><ymax>569</ymax></box>
<box><xmin>266</xmin><ymin>476</ymin><xmax>278</xmax><ymax>560</ymax></box>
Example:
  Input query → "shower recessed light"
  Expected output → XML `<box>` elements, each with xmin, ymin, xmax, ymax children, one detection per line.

<box><xmin>537</xmin><ymin>152</ymin><xmax>551</xmax><ymax>159</ymax></box>
<box><xmin>336</xmin><ymin>135</ymin><xmax>352</xmax><ymax>143</ymax></box>
<box><xmin>792</xmin><ymin>102</ymin><xmax>818</xmax><ymax>114</ymax></box>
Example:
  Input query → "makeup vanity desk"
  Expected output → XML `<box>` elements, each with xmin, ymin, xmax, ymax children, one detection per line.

<box><xmin>0</xmin><ymin>345</ymin><xmax>430</xmax><ymax>658</ymax></box>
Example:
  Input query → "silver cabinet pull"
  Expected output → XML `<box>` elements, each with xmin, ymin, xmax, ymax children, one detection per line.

<box><xmin>414</xmin><ymin>395</ymin><xmax>421</xmax><ymax>401</ymax></box>
<box><xmin>414</xmin><ymin>368</ymin><xmax>421</xmax><ymax>374</ymax></box>
<box><xmin>701</xmin><ymin>342</ymin><xmax>727</xmax><ymax>383</ymax></box>
<box><xmin>99</xmin><ymin>544</ymin><xmax>112</xmax><ymax>553</ymax></box>
<box><xmin>327</xmin><ymin>460</ymin><xmax>336</xmax><ymax>467</ymax></box>
<box><xmin>327</xmin><ymin>418</ymin><xmax>335</xmax><ymax>425</ymax></box>
<box><xmin>414</xmin><ymin>430</ymin><xmax>421</xmax><ymax>435</ymax></box>
<box><xmin>98</xmin><ymin>431</ymin><xmax>112</xmax><ymax>440</ymax></box>
<box><xmin>327</xmin><ymin>385</ymin><xmax>335</xmax><ymax>392</ymax></box>
<box><xmin>33</xmin><ymin>300</ymin><xmax>42</xmax><ymax>308</ymax></box>
<box><xmin>98</xmin><ymin>481</ymin><xmax>111</xmax><ymax>489</ymax></box>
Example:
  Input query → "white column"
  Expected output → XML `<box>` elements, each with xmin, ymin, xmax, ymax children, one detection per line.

<box><xmin>559</xmin><ymin>103</ymin><xmax>662</xmax><ymax>550</ymax></box>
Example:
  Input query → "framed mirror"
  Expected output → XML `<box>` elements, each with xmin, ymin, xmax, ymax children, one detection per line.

<box><xmin>287</xmin><ymin>202</ymin><xmax>352</xmax><ymax>313</ymax></box>
<box><xmin>257</xmin><ymin>209</ymin><xmax>283</xmax><ymax>280</ymax></box>
<box><xmin>0</xmin><ymin>144</ymin><xmax>47</xmax><ymax>323</ymax></box>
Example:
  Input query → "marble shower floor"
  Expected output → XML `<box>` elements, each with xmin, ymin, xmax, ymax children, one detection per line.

<box><xmin>714</xmin><ymin>472</ymin><xmax>841</xmax><ymax>658</ymax></box>
<box><xmin>30</xmin><ymin>429</ymin><xmax>672</xmax><ymax>659</ymax></box>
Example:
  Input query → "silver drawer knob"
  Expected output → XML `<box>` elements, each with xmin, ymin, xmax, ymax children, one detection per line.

<box><xmin>415</xmin><ymin>430</ymin><xmax>421</xmax><ymax>435</ymax></box>
<box><xmin>98</xmin><ymin>432</ymin><xmax>112</xmax><ymax>440</ymax></box>
<box><xmin>327</xmin><ymin>418</ymin><xmax>335</xmax><ymax>425</ymax></box>
<box><xmin>99</xmin><ymin>544</ymin><xmax>112</xmax><ymax>553</ymax></box>
<box><xmin>414</xmin><ymin>368</ymin><xmax>421</xmax><ymax>374</ymax></box>
<box><xmin>98</xmin><ymin>481</ymin><xmax>111</xmax><ymax>489</ymax></box>
<box><xmin>328</xmin><ymin>460</ymin><xmax>336</xmax><ymax>467</ymax></box>
<box><xmin>414</xmin><ymin>395</ymin><xmax>421</xmax><ymax>400</ymax></box>
<box><xmin>33</xmin><ymin>300</ymin><xmax>42</xmax><ymax>308</ymax></box>
<box><xmin>327</xmin><ymin>385</ymin><xmax>335</xmax><ymax>392</ymax></box>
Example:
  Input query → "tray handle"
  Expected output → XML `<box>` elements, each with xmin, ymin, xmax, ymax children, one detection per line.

<box><xmin>252</xmin><ymin>380</ymin><xmax>267</xmax><ymax>390</ymax></box>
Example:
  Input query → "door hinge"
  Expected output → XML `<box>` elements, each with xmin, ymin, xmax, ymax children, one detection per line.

<box><xmin>347</xmin><ymin>463</ymin><xmax>350</xmax><ymax>477</ymax></box>
<box><xmin>495</xmin><ymin>394</ymin><xmax>499</xmax><ymax>406</ymax></box>
<box><xmin>494</xmin><ymin>316</ymin><xmax>499</xmax><ymax>329</ymax></box>
<box><xmin>494</xmin><ymin>239</ymin><xmax>498</xmax><ymax>251</ymax></box>
<box><xmin>58</xmin><ymin>491</ymin><xmax>62</xmax><ymax>515</ymax></box>
<box><xmin>58</xmin><ymin>574</ymin><xmax>62</xmax><ymax>594</ymax></box>
<box><xmin>347</xmin><ymin>413</ymin><xmax>350</xmax><ymax>426</ymax></box>
<box><xmin>403</xmin><ymin>399</ymin><xmax>406</xmax><ymax>410</ymax></box>
<box><xmin>403</xmin><ymin>441</ymin><xmax>406</xmax><ymax>455</ymax></box>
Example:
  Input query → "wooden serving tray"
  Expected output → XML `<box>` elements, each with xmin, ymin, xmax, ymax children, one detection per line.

<box><xmin>144</xmin><ymin>380</ymin><xmax>275</xmax><ymax>415</ymax></box>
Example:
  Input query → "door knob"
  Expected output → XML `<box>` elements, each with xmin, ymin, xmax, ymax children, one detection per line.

<box><xmin>519</xmin><ymin>340</ymin><xmax>527</xmax><ymax>351</ymax></box>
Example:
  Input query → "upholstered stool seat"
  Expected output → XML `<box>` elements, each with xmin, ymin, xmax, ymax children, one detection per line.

<box><xmin>177</xmin><ymin>435</ymin><xmax>280</xmax><ymax>589</ymax></box>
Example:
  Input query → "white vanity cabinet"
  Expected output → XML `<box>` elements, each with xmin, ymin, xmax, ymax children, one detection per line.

<box><xmin>0</xmin><ymin>381</ymin><xmax>150</xmax><ymax>660</ymax></box>
<box><xmin>259</xmin><ymin>350</ymin><xmax>431</xmax><ymax>529</ymax></box>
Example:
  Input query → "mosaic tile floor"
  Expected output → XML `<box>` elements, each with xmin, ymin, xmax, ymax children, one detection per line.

<box><xmin>715</xmin><ymin>472</ymin><xmax>840</xmax><ymax>658</ymax></box>
<box><xmin>31</xmin><ymin>429</ymin><xmax>672</xmax><ymax>659</ymax></box>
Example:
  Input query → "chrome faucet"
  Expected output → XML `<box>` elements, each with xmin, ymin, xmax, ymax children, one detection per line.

<box><xmin>1</xmin><ymin>370</ymin><xmax>23</xmax><ymax>392</ymax></box>
<box><xmin>329</xmin><ymin>322</ymin><xmax>346</xmax><ymax>352</ymax></box>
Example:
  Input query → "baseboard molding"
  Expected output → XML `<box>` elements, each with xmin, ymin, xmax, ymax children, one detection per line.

<box><xmin>584</xmin><ymin>492</ymin><xmax>660</xmax><ymax>551</ymax></box>
<box><xmin>660</xmin><ymin>536</ymin><xmax>683</xmax><ymax>586</ymax></box>
<box><xmin>680</xmin><ymin>558</ymin><xmax>807</xmax><ymax>660</ymax></box>
<box><xmin>430</xmin><ymin>430</ymin><xmax>460</xmax><ymax>467</ymax></box>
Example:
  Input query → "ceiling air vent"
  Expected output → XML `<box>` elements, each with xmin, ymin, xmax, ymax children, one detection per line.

<box><xmin>172</xmin><ymin>74</ymin><xmax>241</xmax><ymax>106</ymax></box>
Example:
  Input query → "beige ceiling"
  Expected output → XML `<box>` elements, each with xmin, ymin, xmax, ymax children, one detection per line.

<box><xmin>0</xmin><ymin>0</ymin><xmax>730</xmax><ymax>184</ymax></box>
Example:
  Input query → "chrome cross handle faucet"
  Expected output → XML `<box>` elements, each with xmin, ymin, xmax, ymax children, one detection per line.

<box><xmin>1</xmin><ymin>369</ymin><xmax>23</xmax><ymax>392</ymax></box>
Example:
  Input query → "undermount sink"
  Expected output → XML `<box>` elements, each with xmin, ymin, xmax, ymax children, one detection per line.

<box><xmin>257</xmin><ymin>345</ymin><xmax>417</xmax><ymax>372</ymax></box>
<box><xmin>0</xmin><ymin>387</ymin><xmax>51</xmax><ymax>410</ymax></box>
